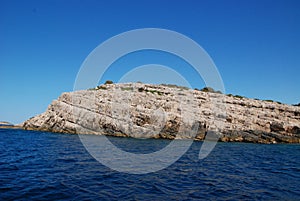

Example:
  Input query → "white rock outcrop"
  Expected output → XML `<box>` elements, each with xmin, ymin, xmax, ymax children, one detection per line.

<box><xmin>22</xmin><ymin>83</ymin><xmax>300</xmax><ymax>143</ymax></box>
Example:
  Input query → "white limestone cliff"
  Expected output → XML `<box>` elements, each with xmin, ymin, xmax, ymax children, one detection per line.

<box><xmin>22</xmin><ymin>83</ymin><xmax>300</xmax><ymax>143</ymax></box>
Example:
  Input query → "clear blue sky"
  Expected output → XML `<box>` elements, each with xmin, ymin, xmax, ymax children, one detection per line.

<box><xmin>1</xmin><ymin>0</ymin><xmax>299</xmax><ymax>124</ymax></box>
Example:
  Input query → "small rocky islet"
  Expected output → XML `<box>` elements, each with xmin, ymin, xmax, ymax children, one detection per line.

<box><xmin>0</xmin><ymin>121</ymin><xmax>14</xmax><ymax>127</ymax></box>
<box><xmin>21</xmin><ymin>82</ymin><xmax>300</xmax><ymax>144</ymax></box>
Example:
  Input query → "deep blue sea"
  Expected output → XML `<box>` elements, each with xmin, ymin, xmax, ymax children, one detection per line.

<box><xmin>1</xmin><ymin>128</ymin><xmax>299</xmax><ymax>200</ymax></box>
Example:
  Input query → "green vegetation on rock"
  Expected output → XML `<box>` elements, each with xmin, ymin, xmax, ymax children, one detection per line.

<box><xmin>265</xmin><ymin>99</ymin><xmax>274</xmax><ymax>102</ymax></box>
<box><xmin>104</xmin><ymin>80</ymin><xmax>113</xmax><ymax>85</ymax></box>
<box><xmin>200</xmin><ymin>87</ymin><xmax>222</xmax><ymax>94</ymax></box>
<box><xmin>138</xmin><ymin>87</ymin><xmax>164</xmax><ymax>95</ymax></box>
<box><xmin>121</xmin><ymin>87</ymin><xmax>133</xmax><ymax>91</ymax></box>
<box><xmin>160</xmin><ymin>83</ymin><xmax>189</xmax><ymax>90</ymax></box>
<box><xmin>233</xmin><ymin>95</ymin><xmax>244</xmax><ymax>99</ymax></box>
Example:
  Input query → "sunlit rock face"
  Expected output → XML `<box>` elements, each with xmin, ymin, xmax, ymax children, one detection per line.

<box><xmin>22</xmin><ymin>83</ymin><xmax>300</xmax><ymax>143</ymax></box>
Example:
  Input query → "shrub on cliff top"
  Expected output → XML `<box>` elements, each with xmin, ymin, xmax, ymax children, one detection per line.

<box><xmin>264</xmin><ymin>99</ymin><xmax>274</xmax><ymax>103</ymax></box>
<box><xmin>160</xmin><ymin>83</ymin><xmax>189</xmax><ymax>90</ymax></box>
<box><xmin>104</xmin><ymin>80</ymin><xmax>113</xmax><ymax>85</ymax></box>
<box><xmin>234</xmin><ymin>95</ymin><xmax>244</xmax><ymax>99</ymax></box>
<box><xmin>200</xmin><ymin>87</ymin><xmax>222</xmax><ymax>94</ymax></box>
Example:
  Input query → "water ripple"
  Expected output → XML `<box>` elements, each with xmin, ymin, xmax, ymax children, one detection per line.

<box><xmin>0</xmin><ymin>129</ymin><xmax>299</xmax><ymax>200</ymax></box>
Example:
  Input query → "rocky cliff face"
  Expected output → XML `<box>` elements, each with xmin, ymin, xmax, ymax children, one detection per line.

<box><xmin>22</xmin><ymin>83</ymin><xmax>300</xmax><ymax>143</ymax></box>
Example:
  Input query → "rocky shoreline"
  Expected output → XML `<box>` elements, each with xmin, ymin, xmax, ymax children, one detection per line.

<box><xmin>21</xmin><ymin>83</ymin><xmax>300</xmax><ymax>144</ymax></box>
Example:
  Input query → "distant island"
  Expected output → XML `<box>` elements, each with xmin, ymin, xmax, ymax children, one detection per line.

<box><xmin>0</xmin><ymin>121</ymin><xmax>14</xmax><ymax>127</ymax></box>
<box><xmin>15</xmin><ymin>82</ymin><xmax>300</xmax><ymax>143</ymax></box>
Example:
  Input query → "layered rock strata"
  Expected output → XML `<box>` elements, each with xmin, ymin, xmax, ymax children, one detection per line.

<box><xmin>22</xmin><ymin>83</ymin><xmax>300</xmax><ymax>143</ymax></box>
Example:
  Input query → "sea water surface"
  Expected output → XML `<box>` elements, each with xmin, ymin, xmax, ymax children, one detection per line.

<box><xmin>0</xmin><ymin>128</ymin><xmax>299</xmax><ymax>200</ymax></box>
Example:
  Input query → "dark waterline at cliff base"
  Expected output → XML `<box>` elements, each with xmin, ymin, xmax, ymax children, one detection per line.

<box><xmin>1</xmin><ymin>129</ymin><xmax>299</xmax><ymax>200</ymax></box>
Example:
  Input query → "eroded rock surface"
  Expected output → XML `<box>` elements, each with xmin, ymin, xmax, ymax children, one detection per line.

<box><xmin>22</xmin><ymin>83</ymin><xmax>300</xmax><ymax>143</ymax></box>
